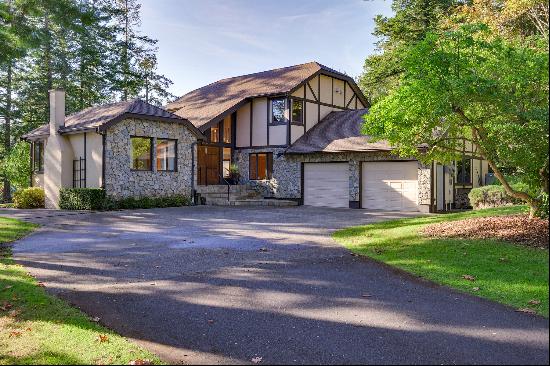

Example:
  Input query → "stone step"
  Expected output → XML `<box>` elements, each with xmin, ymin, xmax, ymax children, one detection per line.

<box><xmin>230</xmin><ymin>199</ymin><xmax>298</xmax><ymax>207</ymax></box>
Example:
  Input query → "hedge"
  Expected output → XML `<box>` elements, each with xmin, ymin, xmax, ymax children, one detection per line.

<box><xmin>59</xmin><ymin>188</ymin><xmax>191</xmax><ymax>210</ymax></box>
<box><xmin>59</xmin><ymin>188</ymin><xmax>106</xmax><ymax>210</ymax></box>
<box><xmin>13</xmin><ymin>187</ymin><xmax>45</xmax><ymax>209</ymax></box>
<box><xmin>468</xmin><ymin>184</ymin><xmax>528</xmax><ymax>210</ymax></box>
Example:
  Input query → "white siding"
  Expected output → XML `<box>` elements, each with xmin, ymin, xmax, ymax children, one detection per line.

<box><xmin>236</xmin><ymin>102</ymin><xmax>251</xmax><ymax>147</ymax></box>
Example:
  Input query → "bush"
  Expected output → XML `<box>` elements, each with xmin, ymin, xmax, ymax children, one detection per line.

<box><xmin>468</xmin><ymin>184</ymin><xmax>528</xmax><ymax>210</ymax></box>
<box><xmin>13</xmin><ymin>187</ymin><xmax>45</xmax><ymax>209</ymax></box>
<box><xmin>59</xmin><ymin>188</ymin><xmax>106</xmax><ymax>210</ymax></box>
<box><xmin>59</xmin><ymin>188</ymin><xmax>191</xmax><ymax>210</ymax></box>
<box><xmin>114</xmin><ymin>195</ymin><xmax>190</xmax><ymax>209</ymax></box>
<box><xmin>537</xmin><ymin>192</ymin><xmax>549</xmax><ymax>219</ymax></box>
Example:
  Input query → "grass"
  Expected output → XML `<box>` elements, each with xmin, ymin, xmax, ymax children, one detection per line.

<box><xmin>0</xmin><ymin>217</ymin><xmax>163</xmax><ymax>365</ymax></box>
<box><xmin>333</xmin><ymin>206</ymin><xmax>549</xmax><ymax>317</ymax></box>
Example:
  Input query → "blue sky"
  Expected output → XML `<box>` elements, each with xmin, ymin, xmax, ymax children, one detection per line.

<box><xmin>140</xmin><ymin>0</ymin><xmax>393</xmax><ymax>96</ymax></box>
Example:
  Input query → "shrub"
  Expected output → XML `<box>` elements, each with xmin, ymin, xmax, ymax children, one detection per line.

<box><xmin>114</xmin><ymin>195</ymin><xmax>190</xmax><ymax>209</ymax></box>
<box><xmin>537</xmin><ymin>192</ymin><xmax>549</xmax><ymax>219</ymax></box>
<box><xmin>59</xmin><ymin>188</ymin><xmax>191</xmax><ymax>211</ymax></box>
<box><xmin>13</xmin><ymin>187</ymin><xmax>45</xmax><ymax>209</ymax></box>
<box><xmin>59</xmin><ymin>188</ymin><xmax>106</xmax><ymax>210</ymax></box>
<box><xmin>468</xmin><ymin>184</ymin><xmax>528</xmax><ymax>210</ymax></box>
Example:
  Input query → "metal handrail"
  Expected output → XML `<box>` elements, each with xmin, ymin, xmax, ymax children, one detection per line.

<box><xmin>219</xmin><ymin>173</ymin><xmax>231</xmax><ymax>201</ymax></box>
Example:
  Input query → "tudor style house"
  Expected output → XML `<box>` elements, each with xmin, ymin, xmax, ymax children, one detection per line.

<box><xmin>23</xmin><ymin>62</ymin><xmax>490</xmax><ymax>210</ymax></box>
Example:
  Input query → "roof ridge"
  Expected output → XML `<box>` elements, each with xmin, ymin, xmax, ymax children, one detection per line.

<box><xmin>168</xmin><ymin>61</ymin><xmax>321</xmax><ymax>105</ymax></box>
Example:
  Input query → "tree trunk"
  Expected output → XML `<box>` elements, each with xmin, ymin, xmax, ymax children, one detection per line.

<box><xmin>3</xmin><ymin>62</ymin><xmax>12</xmax><ymax>202</ymax></box>
<box><xmin>471</xmin><ymin>127</ymin><xmax>541</xmax><ymax>218</ymax></box>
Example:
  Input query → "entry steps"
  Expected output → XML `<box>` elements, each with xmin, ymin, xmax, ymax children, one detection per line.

<box><xmin>194</xmin><ymin>185</ymin><xmax>298</xmax><ymax>207</ymax></box>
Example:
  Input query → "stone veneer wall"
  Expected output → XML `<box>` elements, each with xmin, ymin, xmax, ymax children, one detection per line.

<box><xmin>104</xmin><ymin>118</ymin><xmax>197</xmax><ymax>199</ymax></box>
<box><xmin>234</xmin><ymin>148</ymin><xmax>432</xmax><ymax>211</ymax></box>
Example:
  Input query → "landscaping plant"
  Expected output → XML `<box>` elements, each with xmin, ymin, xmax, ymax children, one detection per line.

<box><xmin>12</xmin><ymin>187</ymin><xmax>45</xmax><ymax>209</ymax></box>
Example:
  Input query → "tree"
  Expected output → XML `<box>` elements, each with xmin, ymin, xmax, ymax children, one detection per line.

<box><xmin>0</xmin><ymin>140</ymin><xmax>30</xmax><ymax>190</ymax></box>
<box><xmin>359</xmin><ymin>0</ymin><xmax>460</xmax><ymax>103</ymax></box>
<box><xmin>362</xmin><ymin>24</ymin><xmax>549</xmax><ymax>217</ymax></box>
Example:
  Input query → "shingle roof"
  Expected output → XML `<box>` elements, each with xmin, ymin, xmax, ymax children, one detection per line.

<box><xmin>285</xmin><ymin>108</ymin><xmax>393</xmax><ymax>154</ymax></box>
<box><xmin>166</xmin><ymin>61</ymin><xmax>368</xmax><ymax>131</ymax></box>
<box><xmin>21</xmin><ymin>99</ymin><xmax>203</xmax><ymax>141</ymax></box>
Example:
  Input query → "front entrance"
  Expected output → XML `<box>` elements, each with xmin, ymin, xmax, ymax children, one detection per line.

<box><xmin>198</xmin><ymin>146</ymin><xmax>221</xmax><ymax>185</ymax></box>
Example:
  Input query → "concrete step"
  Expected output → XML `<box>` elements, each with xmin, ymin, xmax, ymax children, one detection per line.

<box><xmin>230</xmin><ymin>199</ymin><xmax>298</xmax><ymax>207</ymax></box>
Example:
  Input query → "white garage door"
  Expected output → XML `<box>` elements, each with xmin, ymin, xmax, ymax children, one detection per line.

<box><xmin>304</xmin><ymin>163</ymin><xmax>348</xmax><ymax>208</ymax></box>
<box><xmin>362</xmin><ymin>161</ymin><xmax>418</xmax><ymax>211</ymax></box>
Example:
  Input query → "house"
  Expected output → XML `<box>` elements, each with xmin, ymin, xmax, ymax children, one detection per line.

<box><xmin>22</xmin><ymin>62</ymin><xmax>489</xmax><ymax>211</ymax></box>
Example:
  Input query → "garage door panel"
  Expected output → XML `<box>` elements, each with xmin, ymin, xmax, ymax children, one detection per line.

<box><xmin>304</xmin><ymin>163</ymin><xmax>348</xmax><ymax>208</ymax></box>
<box><xmin>362</xmin><ymin>162</ymin><xmax>419</xmax><ymax>212</ymax></box>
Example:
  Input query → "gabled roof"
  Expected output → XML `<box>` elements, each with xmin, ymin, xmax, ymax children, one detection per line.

<box><xmin>166</xmin><ymin>61</ymin><xmax>369</xmax><ymax>132</ymax></box>
<box><xmin>21</xmin><ymin>99</ymin><xmax>204</xmax><ymax>141</ymax></box>
<box><xmin>285</xmin><ymin>108</ymin><xmax>393</xmax><ymax>154</ymax></box>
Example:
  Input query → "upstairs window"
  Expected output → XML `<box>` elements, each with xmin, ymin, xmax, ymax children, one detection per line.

<box><xmin>223</xmin><ymin>117</ymin><xmax>232</xmax><ymax>144</ymax></box>
<box><xmin>156</xmin><ymin>139</ymin><xmax>177</xmax><ymax>171</ymax></box>
<box><xmin>456</xmin><ymin>157</ymin><xmax>472</xmax><ymax>184</ymax></box>
<box><xmin>291</xmin><ymin>99</ymin><xmax>303</xmax><ymax>124</ymax></box>
<box><xmin>249</xmin><ymin>152</ymin><xmax>273</xmax><ymax>180</ymax></box>
<box><xmin>131</xmin><ymin>136</ymin><xmax>152</xmax><ymax>171</ymax></box>
<box><xmin>271</xmin><ymin>98</ymin><xmax>287</xmax><ymax>124</ymax></box>
<box><xmin>33</xmin><ymin>141</ymin><xmax>44</xmax><ymax>172</ymax></box>
<box><xmin>210</xmin><ymin>124</ymin><xmax>220</xmax><ymax>143</ymax></box>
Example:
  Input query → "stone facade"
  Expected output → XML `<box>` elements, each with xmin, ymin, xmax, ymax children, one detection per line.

<box><xmin>235</xmin><ymin>148</ymin><xmax>432</xmax><ymax>211</ymax></box>
<box><xmin>234</xmin><ymin>147</ymin><xmax>301</xmax><ymax>199</ymax></box>
<box><xmin>104</xmin><ymin>118</ymin><xmax>197</xmax><ymax>199</ymax></box>
<box><xmin>455</xmin><ymin>188</ymin><xmax>472</xmax><ymax>209</ymax></box>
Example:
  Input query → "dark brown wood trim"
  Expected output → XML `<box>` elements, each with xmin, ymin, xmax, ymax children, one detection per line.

<box><xmin>317</xmin><ymin>76</ymin><xmax>321</xmax><ymax>124</ymax></box>
<box><xmin>287</xmin><ymin>97</ymin><xmax>291</xmax><ymax>146</ymax></box>
<box><xmin>266</xmin><ymin>98</ymin><xmax>270</xmax><ymax>146</ymax></box>
<box><xmin>359</xmin><ymin>161</ymin><xmax>363</xmax><ymax>208</ymax></box>
<box><xmin>235</xmin><ymin>144</ymin><xmax>288</xmax><ymax>150</ymax></box>
<box><xmin>300</xmin><ymin>162</ymin><xmax>304</xmax><ymax>205</ymax></box>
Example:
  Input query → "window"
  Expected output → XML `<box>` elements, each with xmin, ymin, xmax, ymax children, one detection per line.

<box><xmin>156</xmin><ymin>139</ymin><xmax>177</xmax><ymax>171</ymax></box>
<box><xmin>456</xmin><ymin>157</ymin><xmax>472</xmax><ymax>184</ymax></box>
<box><xmin>131</xmin><ymin>136</ymin><xmax>152</xmax><ymax>170</ymax></box>
<box><xmin>249</xmin><ymin>152</ymin><xmax>273</xmax><ymax>180</ymax></box>
<box><xmin>33</xmin><ymin>141</ymin><xmax>44</xmax><ymax>172</ymax></box>
<box><xmin>223</xmin><ymin>147</ymin><xmax>231</xmax><ymax>178</ymax></box>
<box><xmin>291</xmin><ymin>99</ymin><xmax>303</xmax><ymax>124</ymax></box>
<box><xmin>210</xmin><ymin>124</ymin><xmax>219</xmax><ymax>143</ymax></box>
<box><xmin>223</xmin><ymin>118</ymin><xmax>232</xmax><ymax>144</ymax></box>
<box><xmin>271</xmin><ymin>98</ymin><xmax>287</xmax><ymax>124</ymax></box>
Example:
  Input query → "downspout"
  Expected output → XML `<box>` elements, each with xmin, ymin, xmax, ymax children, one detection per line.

<box><xmin>430</xmin><ymin>161</ymin><xmax>435</xmax><ymax>213</ymax></box>
<box><xmin>190</xmin><ymin>141</ymin><xmax>198</xmax><ymax>205</ymax></box>
<box><xmin>100</xmin><ymin>130</ymin><xmax>106</xmax><ymax>189</ymax></box>
<box><xmin>29</xmin><ymin>141</ymin><xmax>33</xmax><ymax>187</ymax></box>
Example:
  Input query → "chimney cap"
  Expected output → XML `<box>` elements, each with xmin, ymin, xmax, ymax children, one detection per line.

<box><xmin>48</xmin><ymin>87</ymin><xmax>65</xmax><ymax>93</ymax></box>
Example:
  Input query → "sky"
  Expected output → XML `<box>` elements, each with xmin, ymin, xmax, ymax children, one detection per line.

<box><xmin>139</xmin><ymin>0</ymin><xmax>393</xmax><ymax>97</ymax></box>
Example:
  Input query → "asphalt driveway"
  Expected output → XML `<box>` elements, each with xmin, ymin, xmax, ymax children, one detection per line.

<box><xmin>3</xmin><ymin>206</ymin><xmax>549</xmax><ymax>365</ymax></box>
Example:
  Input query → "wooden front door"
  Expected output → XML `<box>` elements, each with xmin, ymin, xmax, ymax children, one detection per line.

<box><xmin>197</xmin><ymin>146</ymin><xmax>220</xmax><ymax>185</ymax></box>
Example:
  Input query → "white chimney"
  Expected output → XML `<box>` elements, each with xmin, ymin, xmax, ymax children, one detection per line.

<box><xmin>49</xmin><ymin>88</ymin><xmax>66</xmax><ymax>135</ymax></box>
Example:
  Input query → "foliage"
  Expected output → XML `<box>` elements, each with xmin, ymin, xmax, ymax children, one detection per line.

<box><xmin>363</xmin><ymin>24</ymin><xmax>548</xmax><ymax>216</ymax></box>
<box><xmin>1</xmin><ymin>0</ymin><xmax>175</xmax><ymax>201</ymax></box>
<box><xmin>13</xmin><ymin>187</ymin><xmax>44</xmax><ymax>208</ymax></box>
<box><xmin>538</xmin><ymin>192</ymin><xmax>549</xmax><ymax>219</ymax></box>
<box><xmin>449</xmin><ymin>0</ymin><xmax>549</xmax><ymax>40</ymax></box>
<box><xmin>113</xmin><ymin>194</ymin><xmax>191</xmax><ymax>210</ymax></box>
<box><xmin>59</xmin><ymin>188</ymin><xmax>107</xmax><ymax>210</ymax></box>
<box><xmin>333</xmin><ymin>206</ymin><xmax>549</xmax><ymax>317</ymax></box>
<box><xmin>468</xmin><ymin>184</ymin><xmax>529</xmax><ymax>209</ymax></box>
<box><xmin>1</xmin><ymin>141</ymin><xmax>30</xmax><ymax>190</ymax></box>
<box><xmin>58</xmin><ymin>188</ymin><xmax>191</xmax><ymax>211</ymax></box>
<box><xmin>359</xmin><ymin>0</ymin><xmax>460</xmax><ymax>103</ymax></box>
<box><xmin>0</xmin><ymin>217</ymin><xmax>163</xmax><ymax>365</ymax></box>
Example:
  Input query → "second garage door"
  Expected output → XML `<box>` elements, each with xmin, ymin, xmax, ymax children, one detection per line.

<box><xmin>362</xmin><ymin>161</ymin><xmax>418</xmax><ymax>211</ymax></box>
<box><xmin>304</xmin><ymin>163</ymin><xmax>348</xmax><ymax>208</ymax></box>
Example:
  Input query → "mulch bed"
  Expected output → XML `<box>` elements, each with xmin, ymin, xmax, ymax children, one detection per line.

<box><xmin>421</xmin><ymin>214</ymin><xmax>549</xmax><ymax>249</ymax></box>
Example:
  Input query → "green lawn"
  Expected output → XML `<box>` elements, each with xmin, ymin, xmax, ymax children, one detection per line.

<box><xmin>333</xmin><ymin>206</ymin><xmax>549</xmax><ymax>317</ymax></box>
<box><xmin>0</xmin><ymin>217</ymin><xmax>163</xmax><ymax>365</ymax></box>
